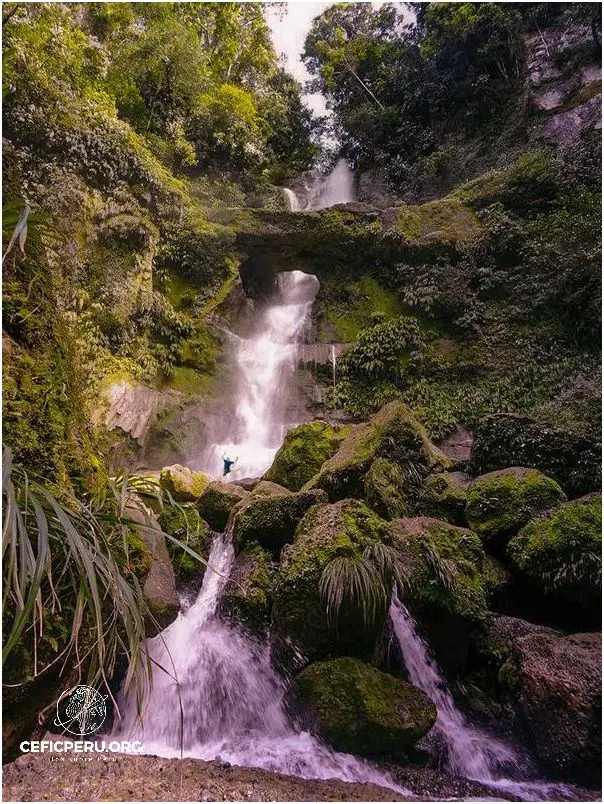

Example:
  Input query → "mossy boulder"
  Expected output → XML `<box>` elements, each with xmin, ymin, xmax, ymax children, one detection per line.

<box><xmin>291</xmin><ymin>657</ymin><xmax>436</xmax><ymax>756</ymax></box>
<box><xmin>390</xmin><ymin>517</ymin><xmax>491</xmax><ymax>671</ymax></box>
<box><xmin>500</xmin><ymin>631</ymin><xmax>601</xmax><ymax>783</ymax></box>
<box><xmin>508</xmin><ymin>494</ymin><xmax>601</xmax><ymax>615</ymax></box>
<box><xmin>159</xmin><ymin>464</ymin><xmax>211</xmax><ymax>502</ymax></box>
<box><xmin>220</xmin><ymin>546</ymin><xmax>273</xmax><ymax>634</ymax></box>
<box><xmin>197</xmin><ymin>481</ymin><xmax>249</xmax><ymax>531</ymax></box>
<box><xmin>264</xmin><ymin>421</ymin><xmax>348</xmax><ymax>491</ymax></box>
<box><xmin>417</xmin><ymin>472</ymin><xmax>472</xmax><ymax>525</ymax></box>
<box><xmin>272</xmin><ymin>500</ymin><xmax>391</xmax><ymax>667</ymax></box>
<box><xmin>363</xmin><ymin>459</ymin><xmax>407</xmax><ymax>519</ymax></box>
<box><xmin>158</xmin><ymin>504</ymin><xmax>211</xmax><ymax>582</ymax></box>
<box><xmin>466</xmin><ymin>468</ymin><xmax>566</xmax><ymax>545</ymax></box>
<box><xmin>304</xmin><ymin>401</ymin><xmax>451</xmax><ymax>502</ymax></box>
<box><xmin>250</xmin><ymin>480</ymin><xmax>289</xmax><ymax>498</ymax></box>
<box><xmin>471</xmin><ymin>413</ymin><xmax>600</xmax><ymax>497</ymax></box>
<box><xmin>233</xmin><ymin>488</ymin><xmax>328</xmax><ymax>556</ymax></box>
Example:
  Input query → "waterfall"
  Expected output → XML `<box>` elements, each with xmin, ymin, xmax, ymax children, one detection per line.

<box><xmin>389</xmin><ymin>594</ymin><xmax>579</xmax><ymax>801</ymax></box>
<box><xmin>201</xmin><ymin>270</ymin><xmax>319</xmax><ymax>480</ymax></box>
<box><xmin>283</xmin><ymin>187</ymin><xmax>300</xmax><ymax>211</ymax></box>
<box><xmin>112</xmin><ymin>534</ymin><xmax>410</xmax><ymax>796</ymax></box>
<box><xmin>312</xmin><ymin>158</ymin><xmax>355</xmax><ymax>210</ymax></box>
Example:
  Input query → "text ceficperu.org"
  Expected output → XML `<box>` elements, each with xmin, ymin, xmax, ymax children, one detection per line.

<box><xmin>20</xmin><ymin>740</ymin><xmax>142</xmax><ymax>753</ymax></box>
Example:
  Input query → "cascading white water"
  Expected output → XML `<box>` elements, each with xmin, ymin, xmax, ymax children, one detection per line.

<box><xmin>313</xmin><ymin>158</ymin><xmax>355</xmax><ymax>210</ymax></box>
<box><xmin>112</xmin><ymin>534</ymin><xmax>409</xmax><ymax>795</ymax></box>
<box><xmin>202</xmin><ymin>270</ymin><xmax>319</xmax><ymax>480</ymax></box>
<box><xmin>389</xmin><ymin>594</ymin><xmax>580</xmax><ymax>801</ymax></box>
<box><xmin>283</xmin><ymin>187</ymin><xmax>300</xmax><ymax>211</ymax></box>
<box><xmin>331</xmin><ymin>344</ymin><xmax>337</xmax><ymax>391</ymax></box>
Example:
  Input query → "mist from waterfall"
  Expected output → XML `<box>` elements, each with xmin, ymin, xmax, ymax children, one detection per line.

<box><xmin>200</xmin><ymin>270</ymin><xmax>319</xmax><ymax>480</ymax></box>
<box><xmin>283</xmin><ymin>157</ymin><xmax>355</xmax><ymax>212</ymax></box>
<box><xmin>112</xmin><ymin>534</ymin><xmax>409</xmax><ymax>796</ymax></box>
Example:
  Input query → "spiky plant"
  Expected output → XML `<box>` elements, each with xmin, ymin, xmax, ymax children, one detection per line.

<box><xmin>2</xmin><ymin>451</ymin><xmax>207</xmax><ymax>708</ymax></box>
<box><xmin>320</xmin><ymin>542</ymin><xmax>409</xmax><ymax>628</ymax></box>
<box><xmin>420</xmin><ymin>537</ymin><xmax>458</xmax><ymax>591</ymax></box>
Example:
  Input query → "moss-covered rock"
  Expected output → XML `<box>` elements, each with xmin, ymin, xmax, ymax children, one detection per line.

<box><xmin>233</xmin><ymin>488</ymin><xmax>328</xmax><ymax>556</ymax></box>
<box><xmin>197</xmin><ymin>482</ymin><xmax>249</xmax><ymax>531</ymax></box>
<box><xmin>417</xmin><ymin>472</ymin><xmax>472</xmax><ymax>525</ymax></box>
<box><xmin>264</xmin><ymin>421</ymin><xmax>348</xmax><ymax>491</ymax></box>
<box><xmin>250</xmin><ymin>480</ymin><xmax>289</xmax><ymax>498</ymax></box>
<box><xmin>272</xmin><ymin>500</ymin><xmax>391</xmax><ymax>667</ymax></box>
<box><xmin>471</xmin><ymin>413</ymin><xmax>601</xmax><ymax>497</ymax></box>
<box><xmin>507</xmin><ymin>494</ymin><xmax>601</xmax><ymax>613</ymax></box>
<box><xmin>390</xmin><ymin>517</ymin><xmax>491</xmax><ymax>671</ymax></box>
<box><xmin>466</xmin><ymin>468</ymin><xmax>566</xmax><ymax>545</ymax></box>
<box><xmin>304</xmin><ymin>401</ymin><xmax>451</xmax><ymax>502</ymax></box>
<box><xmin>292</xmin><ymin>657</ymin><xmax>436</xmax><ymax>756</ymax></box>
<box><xmin>159</xmin><ymin>464</ymin><xmax>211</xmax><ymax>502</ymax></box>
<box><xmin>158</xmin><ymin>504</ymin><xmax>211</xmax><ymax>581</ymax></box>
<box><xmin>363</xmin><ymin>459</ymin><xmax>407</xmax><ymax>519</ymax></box>
<box><xmin>220</xmin><ymin>546</ymin><xmax>273</xmax><ymax>633</ymax></box>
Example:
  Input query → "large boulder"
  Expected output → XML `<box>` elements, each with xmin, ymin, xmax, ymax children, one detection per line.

<box><xmin>500</xmin><ymin>631</ymin><xmax>601</xmax><ymax>782</ymax></box>
<box><xmin>159</xmin><ymin>464</ymin><xmax>211</xmax><ymax>502</ymax></box>
<box><xmin>508</xmin><ymin>494</ymin><xmax>601</xmax><ymax>618</ymax></box>
<box><xmin>233</xmin><ymin>488</ymin><xmax>328</xmax><ymax>556</ymax></box>
<box><xmin>304</xmin><ymin>401</ymin><xmax>450</xmax><ymax>502</ymax></box>
<box><xmin>466</xmin><ymin>468</ymin><xmax>566</xmax><ymax>545</ymax></box>
<box><xmin>250</xmin><ymin>480</ymin><xmax>289</xmax><ymax>498</ymax></box>
<box><xmin>272</xmin><ymin>499</ymin><xmax>391</xmax><ymax>667</ymax></box>
<box><xmin>291</xmin><ymin>657</ymin><xmax>436</xmax><ymax>756</ymax></box>
<box><xmin>363</xmin><ymin>459</ymin><xmax>407</xmax><ymax>519</ymax></box>
<box><xmin>390</xmin><ymin>517</ymin><xmax>491</xmax><ymax>671</ymax></box>
<box><xmin>219</xmin><ymin>546</ymin><xmax>273</xmax><ymax>634</ymax></box>
<box><xmin>471</xmin><ymin>413</ymin><xmax>600</xmax><ymax>497</ymax></box>
<box><xmin>416</xmin><ymin>471</ymin><xmax>472</xmax><ymax>525</ymax></box>
<box><xmin>264</xmin><ymin>421</ymin><xmax>348</xmax><ymax>491</ymax></box>
<box><xmin>197</xmin><ymin>481</ymin><xmax>249</xmax><ymax>531</ymax></box>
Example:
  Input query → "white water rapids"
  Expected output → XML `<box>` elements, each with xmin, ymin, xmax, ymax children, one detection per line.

<box><xmin>112</xmin><ymin>533</ymin><xmax>409</xmax><ymax>795</ymax></box>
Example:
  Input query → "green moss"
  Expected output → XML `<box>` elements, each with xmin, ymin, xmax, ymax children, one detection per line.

<box><xmin>508</xmin><ymin>494</ymin><xmax>601</xmax><ymax>607</ymax></box>
<box><xmin>305</xmin><ymin>401</ymin><xmax>450</xmax><ymax>502</ymax></box>
<box><xmin>159</xmin><ymin>464</ymin><xmax>211</xmax><ymax>502</ymax></box>
<box><xmin>272</xmin><ymin>500</ymin><xmax>391</xmax><ymax>664</ymax></box>
<box><xmin>233</xmin><ymin>488</ymin><xmax>328</xmax><ymax>555</ymax></box>
<box><xmin>417</xmin><ymin>472</ymin><xmax>471</xmax><ymax>525</ymax></box>
<box><xmin>466</xmin><ymin>468</ymin><xmax>567</xmax><ymax>542</ymax></box>
<box><xmin>363</xmin><ymin>459</ymin><xmax>407</xmax><ymax>519</ymax></box>
<box><xmin>292</xmin><ymin>657</ymin><xmax>437</xmax><ymax>755</ymax></box>
<box><xmin>395</xmin><ymin>196</ymin><xmax>480</xmax><ymax>243</ymax></box>
<box><xmin>264</xmin><ymin>421</ymin><xmax>348</xmax><ymax>491</ymax></box>
<box><xmin>321</xmin><ymin>277</ymin><xmax>409</xmax><ymax>343</ymax></box>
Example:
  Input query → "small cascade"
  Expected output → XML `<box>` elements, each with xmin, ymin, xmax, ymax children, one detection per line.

<box><xmin>389</xmin><ymin>594</ymin><xmax>580</xmax><ymax>801</ymax></box>
<box><xmin>312</xmin><ymin>158</ymin><xmax>355</xmax><ymax>210</ymax></box>
<box><xmin>112</xmin><ymin>534</ymin><xmax>410</xmax><ymax>796</ymax></box>
<box><xmin>283</xmin><ymin>187</ymin><xmax>300</xmax><ymax>211</ymax></box>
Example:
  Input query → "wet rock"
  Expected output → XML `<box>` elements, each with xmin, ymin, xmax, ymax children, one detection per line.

<box><xmin>304</xmin><ymin>401</ymin><xmax>450</xmax><ymax>502</ymax></box>
<box><xmin>264</xmin><ymin>421</ymin><xmax>348</xmax><ymax>491</ymax></box>
<box><xmin>160</xmin><ymin>464</ymin><xmax>212</xmax><ymax>502</ymax></box>
<box><xmin>197</xmin><ymin>482</ymin><xmax>249</xmax><ymax>531</ymax></box>
<box><xmin>233</xmin><ymin>488</ymin><xmax>327</xmax><ymax>556</ymax></box>
<box><xmin>158</xmin><ymin>504</ymin><xmax>211</xmax><ymax>582</ymax></box>
<box><xmin>390</xmin><ymin>517</ymin><xmax>491</xmax><ymax>672</ymax></box>
<box><xmin>272</xmin><ymin>499</ymin><xmax>391</xmax><ymax>667</ymax></box>
<box><xmin>501</xmin><ymin>630</ymin><xmax>602</xmax><ymax>783</ymax></box>
<box><xmin>466</xmin><ymin>467</ymin><xmax>566</xmax><ymax>546</ymax></box>
<box><xmin>219</xmin><ymin>546</ymin><xmax>273</xmax><ymax>633</ymax></box>
<box><xmin>292</xmin><ymin>657</ymin><xmax>437</xmax><ymax>756</ymax></box>
<box><xmin>250</xmin><ymin>480</ymin><xmax>289</xmax><ymax>498</ymax></box>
